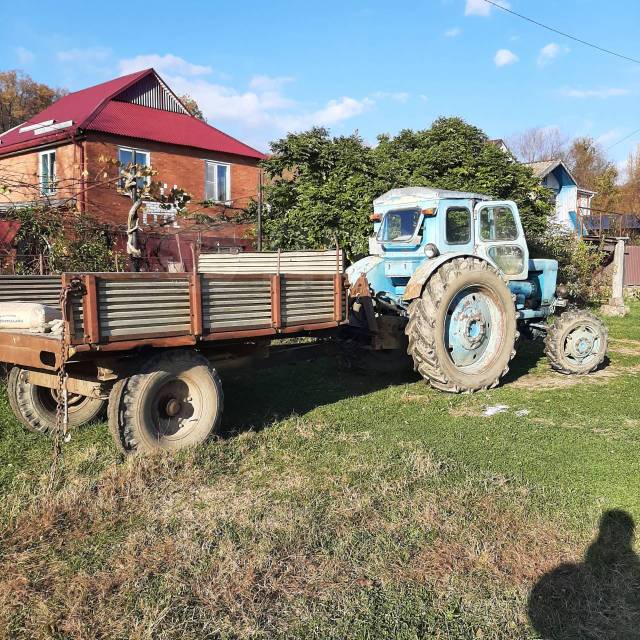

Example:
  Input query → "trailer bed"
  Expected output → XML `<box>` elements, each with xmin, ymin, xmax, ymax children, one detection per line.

<box><xmin>0</xmin><ymin>264</ymin><xmax>347</xmax><ymax>371</ymax></box>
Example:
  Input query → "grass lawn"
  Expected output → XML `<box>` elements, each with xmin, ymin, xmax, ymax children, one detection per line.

<box><xmin>1</xmin><ymin>303</ymin><xmax>639</xmax><ymax>639</ymax></box>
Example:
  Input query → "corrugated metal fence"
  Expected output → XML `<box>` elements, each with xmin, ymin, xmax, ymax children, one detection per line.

<box><xmin>624</xmin><ymin>245</ymin><xmax>640</xmax><ymax>287</ymax></box>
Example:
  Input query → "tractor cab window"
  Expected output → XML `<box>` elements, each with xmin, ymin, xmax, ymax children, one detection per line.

<box><xmin>446</xmin><ymin>207</ymin><xmax>471</xmax><ymax>244</ymax></box>
<box><xmin>480</xmin><ymin>206</ymin><xmax>518</xmax><ymax>241</ymax></box>
<box><xmin>379</xmin><ymin>209</ymin><xmax>422</xmax><ymax>243</ymax></box>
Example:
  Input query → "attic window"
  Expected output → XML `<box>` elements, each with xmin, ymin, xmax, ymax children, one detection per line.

<box><xmin>34</xmin><ymin>120</ymin><xmax>73</xmax><ymax>135</ymax></box>
<box><xmin>19</xmin><ymin>120</ymin><xmax>55</xmax><ymax>133</ymax></box>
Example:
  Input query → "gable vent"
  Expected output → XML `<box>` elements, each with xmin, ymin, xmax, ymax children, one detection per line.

<box><xmin>114</xmin><ymin>73</ymin><xmax>189</xmax><ymax>114</ymax></box>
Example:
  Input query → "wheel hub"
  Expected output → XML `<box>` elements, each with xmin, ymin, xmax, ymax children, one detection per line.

<box><xmin>165</xmin><ymin>398</ymin><xmax>183</xmax><ymax>417</ymax></box>
<box><xmin>445</xmin><ymin>288</ymin><xmax>502</xmax><ymax>370</ymax></box>
<box><xmin>565</xmin><ymin>325</ymin><xmax>597</xmax><ymax>360</ymax></box>
<box><xmin>459</xmin><ymin>310</ymin><xmax>487</xmax><ymax>350</ymax></box>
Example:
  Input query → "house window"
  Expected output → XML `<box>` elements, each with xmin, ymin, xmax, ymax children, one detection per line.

<box><xmin>118</xmin><ymin>147</ymin><xmax>150</xmax><ymax>190</ymax></box>
<box><xmin>445</xmin><ymin>207</ymin><xmax>471</xmax><ymax>244</ymax></box>
<box><xmin>40</xmin><ymin>150</ymin><xmax>56</xmax><ymax>195</ymax></box>
<box><xmin>205</xmin><ymin>161</ymin><xmax>230</xmax><ymax>202</ymax></box>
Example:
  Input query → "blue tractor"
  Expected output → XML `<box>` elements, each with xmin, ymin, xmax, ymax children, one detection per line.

<box><xmin>346</xmin><ymin>187</ymin><xmax>608</xmax><ymax>392</ymax></box>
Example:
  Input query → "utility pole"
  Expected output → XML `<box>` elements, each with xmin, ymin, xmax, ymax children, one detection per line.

<box><xmin>257</xmin><ymin>170</ymin><xmax>263</xmax><ymax>252</ymax></box>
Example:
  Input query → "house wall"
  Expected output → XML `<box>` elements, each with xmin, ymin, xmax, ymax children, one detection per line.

<box><xmin>83</xmin><ymin>134</ymin><xmax>260</xmax><ymax>232</ymax></box>
<box><xmin>0</xmin><ymin>135</ymin><xmax>260</xmax><ymax>245</ymax></box>
<box><xmin>547</xmin><ymin>166</ymin><xmax>579</xmax><ymax>231</ymax></box>
<box><xmin>0</xmin><ymin>142</ymin><xmax>80</xmax><ymax>206</ymax></box>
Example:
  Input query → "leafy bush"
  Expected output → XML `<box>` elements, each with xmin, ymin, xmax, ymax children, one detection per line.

<box><xmin>4</xmin><ymin>206</ymin><xmax>115</xmax><ymax>274</ymax></box>
<box><xmin>530</xmin><ymin>224</ymin><xmax>609</xmax><ymax>302</ymax></box>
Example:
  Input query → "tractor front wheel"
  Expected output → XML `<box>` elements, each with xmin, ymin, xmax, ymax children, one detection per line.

<box><xmin>406</xmin><ymin>257</ymin><xmax>517</xmax><ymax>393</ymax></box>
<box><xmin>545</xmin><ymin>310</ymin><xmax>608</xmax><ymax>375</ymax></box>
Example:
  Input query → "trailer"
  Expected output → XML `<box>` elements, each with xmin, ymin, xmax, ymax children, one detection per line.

<box><xmin>0</xmin><ymin>250</ymin><xmax>347</xmax><ymax>454</ymax></box>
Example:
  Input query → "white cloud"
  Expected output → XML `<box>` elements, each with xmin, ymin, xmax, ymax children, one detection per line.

<box><xmin>537</xmin><ymin>43</ymin><xmax>569</xmax><ymax>67</ymax></box>
<box><xmin>15</xmin><ymin>46</ymin><xmax>34</xmax><ymax>64</ymax></box>
<box><xmin>248</xmin><ymin>75</ymin><xmax>294</xmax><ymax>92</ymax></box>
<box><xmin>117</xmin><ymin>53</ymin><xmax>374</xmax><ymax>147</ymax></box>
<box><xmin>560</xmin><ymin>87</ymin><xmax>631</xmax><ymax>99</ymax></box>
<box><xmin>419</xmin><ymin>94</ymin><xmax>429</xmax><ymax>102</ymax></box>
<box><xmin>57</xmin><ymin>47</ymin><xmax>111</xmax><ymax>63</ymax></box>
<box><xmin>596</xmin><ymin>128</ymin><xmax>624</xmax><ymax>146</ymax></box>
<box><xmin>279</xmin><ymin>97</ymin><xmax>373</xmax><ymax>132</ymax></box>
<box><xmin>494</xmin><ymin>49</ymin><xmax>519</xmax><ymax>67</ymax></box>
<box><xmin>118</xmin><ymin>53</ymin><xmax>211</xmax><ymax>77</ymax></box>
<box><xmin>372</xmin><ymin>91</ymin><xmax>410</xmax><ymax>103</ymax></box>
<box><xmin>444</xmin><ymin>27</ymin><xmax>461</xmax><ymax>37</ymax></box>
<box><xmin>465</xmin><ymin>0</ymin><xmax>510</xmax><ymax>17</ymax></box>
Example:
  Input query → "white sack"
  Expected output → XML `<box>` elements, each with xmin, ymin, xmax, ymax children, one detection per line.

<box><xmin>0</xmin><ymin>302</ymin><xmax>62</xmax><ymax>333</ymax></box>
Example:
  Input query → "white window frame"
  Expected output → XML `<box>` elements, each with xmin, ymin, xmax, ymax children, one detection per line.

<box><xmin>39</xmin><ymin>149</ymin><xmax>56</xmax><ymax>195</ymax></box>
<box><xmin>204</xmin><ymin>160</ymin><xmax>231</xmax><ymax>203</ymax></box>
<box><xmin>117</xmin><ymin>146</ymin><xmax>151</xmax><ymax>191</ymax></box>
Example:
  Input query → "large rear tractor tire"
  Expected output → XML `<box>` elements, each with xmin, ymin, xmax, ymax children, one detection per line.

<box><xmin>545</xmin><ymin>309</ymin><xmax>608</xmax><ymax>375</ymax></box>
<box><xmin>108</xmin><ymin>350</ymin><xmax>223</xmax><ymax>455</ymax></box>
<box><xmin>406</xmin><ymin>257</ymin><xmax>517</xmax><ymax>393</ymax></box>
<box><xmin>7</xmin><ymin>367</ymin><xmax>106</xmax><ymax>434</ymax></box>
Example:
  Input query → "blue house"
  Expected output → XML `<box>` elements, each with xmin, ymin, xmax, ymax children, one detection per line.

<box><xmin>525</xmin><ymin>160</ymin><xmax>595</xmax><ymax>234</ymax></box>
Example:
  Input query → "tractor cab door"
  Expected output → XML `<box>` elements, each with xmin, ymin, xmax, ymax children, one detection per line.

<box><xmin>439</xmin><ymin>199</ymin><xmax>475</xmax><ymax>255</ymax></box>
<box><xmin>473</xmin><ymin>201</ymin><xmax>529</xmax><ymax>280</ymax></box>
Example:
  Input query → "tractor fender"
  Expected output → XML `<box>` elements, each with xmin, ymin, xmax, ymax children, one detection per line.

<box><xmin>403</xmin><ymin>253</ymin><xmax>495</xmax><ymax>302</ymax></box>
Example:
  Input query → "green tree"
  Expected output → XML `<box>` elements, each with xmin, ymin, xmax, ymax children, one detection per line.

<box><xmin>0</xmin><ymin>70</ymin><xmax>67</xmax><ymax>133</ymax></box>
<box><xmin>179</xmin><ymin>94</ymin><xmax>206</xmax><ymax>121</ymax></box>
<box><xmin>260</xmin><ymin>117</ymin><xmax>553</xmax><ymax>260</ymax></box>
<box><xmin>260</xmin><ymin>127</ymin><xmax>378</xmax><ymax>260</ymax></box>
<box><xmin>567</xmin><ymin>136</ymin><xmax>619</xmax><ymax>216</ymax></box>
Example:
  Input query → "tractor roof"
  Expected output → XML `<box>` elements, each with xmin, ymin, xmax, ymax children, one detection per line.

<box><xmin>374</xmin><ymin>187</ymin><xmax>492</xmax><ymax>206</ymax></box>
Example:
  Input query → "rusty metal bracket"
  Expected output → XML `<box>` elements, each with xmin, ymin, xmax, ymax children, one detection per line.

<box><xmin>349</xmin><ymin>274</ymin><xmax>378</xmax><ymax>333</ymax></box>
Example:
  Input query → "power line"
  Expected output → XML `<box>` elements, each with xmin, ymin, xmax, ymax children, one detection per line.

<box><xmin>481</xmin><ymin>0</ymin><xmax>640</xmax><ymax>65</ymax></box>
<box><xmin>605</xmin><ymin>127</ymin><xmax>640</xmax><ymax>151</ymax></box>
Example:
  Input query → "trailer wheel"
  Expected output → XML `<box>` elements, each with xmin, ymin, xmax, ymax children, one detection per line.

<box><xmin>545</xmin><ymin>309</ymin><xmax>608</xmax><ymax>375</ymax></box>
<box><xmin>108</xmin><ymin>350</ymin><xmax>223</xmax><ymax>454</ymax></box>
<box><xmin>6</xmin><ymin>367</ymin><xmax>106</xmax><ymax>434</ymax></box>
<box><xmin>406</xmin><ymin>257</ymin><xmax>517</xmax><ymax>393</ymax></box>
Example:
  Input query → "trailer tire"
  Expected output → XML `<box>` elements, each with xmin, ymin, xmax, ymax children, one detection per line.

<box><xmin>545</xmin><ymin>309</ymin><xmax>608</xmax><ymax>375</ymax></box>
<box><xmin>108</xmin><ymin>350</ymin><xmax>223</xmax><ymax>454</ymax></box>
<box><xmin>6</xmin><ymin>366</ymin><xmax>106</xmax><ymax>434</ymax></box>
<box><xmin>406</xmin><ymin>257</ymin><xmax>517</xmax><ymax>393</ymax></box>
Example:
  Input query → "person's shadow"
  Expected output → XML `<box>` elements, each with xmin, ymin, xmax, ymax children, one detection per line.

<box><xmin>528</xmin><ymin>510</ymin><xmax>640</xmax><ymax>639</ymax></box>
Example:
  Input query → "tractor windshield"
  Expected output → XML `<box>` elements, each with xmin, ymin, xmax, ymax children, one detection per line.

<box><xmin>378</xmin><ymin>208</ymin><xmax>422</xmax><ymax>243</ymax></box>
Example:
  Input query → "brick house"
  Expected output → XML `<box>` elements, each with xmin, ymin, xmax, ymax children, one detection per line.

<box><xmin>0</xmin><ymin>68</ymin><xmax>265</xmax><ymax>257</ymax></box>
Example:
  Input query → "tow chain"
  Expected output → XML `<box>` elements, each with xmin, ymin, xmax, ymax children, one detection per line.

<box><xmin>47</xmin><ymin>277</ymin><xmax>85</xmax><ymax>492</ymax></box>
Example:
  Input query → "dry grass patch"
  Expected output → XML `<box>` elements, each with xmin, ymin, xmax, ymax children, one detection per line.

<box><xmin>508</xmin><ymin>363</ymin><xmax>640</xmax><ymax>390</ymax></box>
<box><xmin>0</xmin><ymin>438</ymin><xmax>576</xmax><ymax>640</ymax></box>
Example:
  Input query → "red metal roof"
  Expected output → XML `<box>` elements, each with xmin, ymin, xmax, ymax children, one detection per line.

<box><xmin>0</xmin><ymin>70</ymin><xmax>150</xmax><ymax>153</ymax></box>
<box><xmin>86</xmin><ymin>101</ymin><xmax>264</xmax><ymax>158</ymax></box>
<box><xmin>0</xmin><ymin>69</ymin><xmax>264</xmax><ymax>160</ymax></box>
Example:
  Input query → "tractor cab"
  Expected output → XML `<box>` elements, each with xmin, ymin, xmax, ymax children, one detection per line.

<box><xmin>350</xmin><ymin>187</ymin><xmax>532</xmax><ymax>307</ymax></box>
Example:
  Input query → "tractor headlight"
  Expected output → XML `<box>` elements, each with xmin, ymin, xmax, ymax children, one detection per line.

<box><xmin>424</xmin><ymin>243</ymin><xmax>439</xmax><ymax>259</ymax></box>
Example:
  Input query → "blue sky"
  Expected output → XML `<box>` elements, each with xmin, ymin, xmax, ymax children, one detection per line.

<box><xmin>3</xmin><ymin>0</ymin><xmax>639</xmax><ymax>169</ymax></box>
